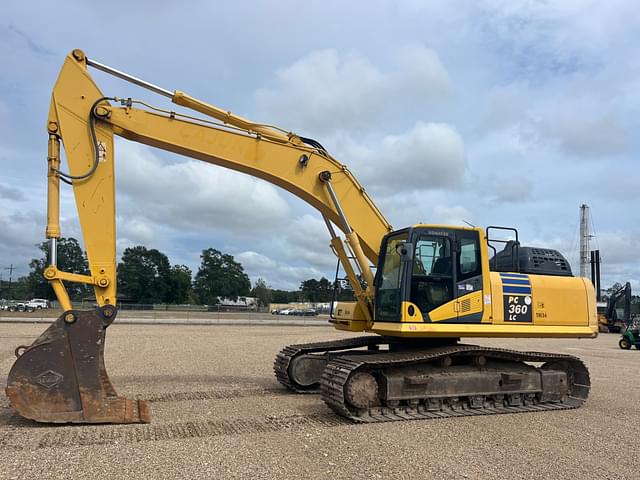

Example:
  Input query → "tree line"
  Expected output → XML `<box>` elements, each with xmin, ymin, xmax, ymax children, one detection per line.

<box><xmin>0</xmin><ymin>237</ymin><xmax>355</xmax><ymax>306</ymax></box>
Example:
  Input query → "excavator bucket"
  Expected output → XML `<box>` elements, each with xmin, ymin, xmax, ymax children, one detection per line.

<box><xmin>5</xmin><ymin>306</ymin><xmax>150</xmax><ymax>424</ymax></box>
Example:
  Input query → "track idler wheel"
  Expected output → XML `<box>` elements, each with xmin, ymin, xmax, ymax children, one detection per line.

<box><xmin>5</xmin><ymin>306</ymin><xmax>150</xmax><ymax>424</ymax></box>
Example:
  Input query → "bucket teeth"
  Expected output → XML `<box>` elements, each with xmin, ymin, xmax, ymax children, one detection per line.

<box><xmin>5</xmin><ymin>308</ymin><xmax>150</xmax><ymax>424</ymax></box>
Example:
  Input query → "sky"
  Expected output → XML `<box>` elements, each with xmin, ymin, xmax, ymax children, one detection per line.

<box><xmin>0</xmin><ymin>0</ymin><xmax>639</xmax><ymax>291</ymax></box>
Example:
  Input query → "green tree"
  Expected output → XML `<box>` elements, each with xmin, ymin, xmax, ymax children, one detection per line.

<box><xmin>271</xmin><ymin>289</ymin><xmax>299</xmax><ymax>304</ymax></box>
<box><xmin>1</xmin><ymin>276</ymin><xmax>32</xmax><ymax>300</ymax></box>
<box><xmin>193</xmin><ymin>248</ymin><xmax>250</xmax><ymax>304</ymax></box>
<box><xmin>27</xmin><ymin>237</ymin><xmax>90</xmax><ymax>301</ymax></box>
<box><xmin>300</xmin><ymin>277</ymin><xmax>334</xmax><ymax>302</ymax></box>
<box><xmin>117</xmin><ymin>246</ymin><xmax>171</xmax><ymax>304</ymax></box>
<box><xmin>166</xmin><ymin>264</ymin><xmax>193</xmax><ymax>304</ymax></box>
<box><xmin>251</xmin><ymin>278</ymin><xmax>273</xmax><ymax>308</ymax></box>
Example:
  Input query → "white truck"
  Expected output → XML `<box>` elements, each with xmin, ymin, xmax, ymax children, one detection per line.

<box><xmin>26</xmin><ymin>298</ymin><xmax>50</xmax><ymax>309</ymax></box>
<box><xmin>1</xmin><ymin>299</ymin><xmax>49</xmax><ymax>312</ymax></box>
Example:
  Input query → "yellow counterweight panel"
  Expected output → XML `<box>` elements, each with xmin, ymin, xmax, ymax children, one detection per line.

<box><xmin>490</xmin><ymin>272</ymin><xmax>597</xmax><ymax>328</ymax></box>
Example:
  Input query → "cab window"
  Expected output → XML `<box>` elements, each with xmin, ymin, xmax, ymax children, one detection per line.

<box><xmin>410</xmin><ymin>235</ymin><xmax>453</xmax><ymax>314</ymax></box>
<box><xmin>457</xmin><ymin>232</ymin><xmax>481</xmax><ymax>281</ymax></box>
<box><xmin>375</xmin><ymin>232</ymin><xmax>408</xmax><ymax>320</ymax></box>
<box><xmin>414</xmin><ymin>236</ymin><xmax>452</xmax><ymax>276</ymax></box>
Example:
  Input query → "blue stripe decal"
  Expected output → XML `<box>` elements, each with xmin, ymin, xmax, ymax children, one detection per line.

<box><xmin>501</xmin><ymin>279</ymin><xmax>530</xmax><ymax>285</ymax></box>
<box><xmin>499</xmin><ymin>273</ymin><xmax>528</xmax><ymax>279</ymax></box>
<box><xmin>502</xmin><ymin>286</ymin><xmax>532</xmax><ymax>294</ymax></box>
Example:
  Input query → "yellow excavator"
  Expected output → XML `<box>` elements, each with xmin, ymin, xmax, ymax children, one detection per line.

<box><xmin>6</xmin><ymin>50</ymin><xmax>597</xmax><ymax>424</ymax></box>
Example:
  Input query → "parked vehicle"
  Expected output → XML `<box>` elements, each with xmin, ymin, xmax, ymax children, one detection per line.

<box><xmin>26</xmin><ymin>298</ymin><xmax>50</xmax><ymax>309</ymax></box>
<box><xmin>7</xmin><ymin>302</ymin><xmax>36</xmax><ymax>313</ymax></box>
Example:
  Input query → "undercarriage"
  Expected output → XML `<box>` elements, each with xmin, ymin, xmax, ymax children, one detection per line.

<box><xmin>275</xmin><ymin>336</ymin><xmax>590</xmax><ymax>422</ymax></box>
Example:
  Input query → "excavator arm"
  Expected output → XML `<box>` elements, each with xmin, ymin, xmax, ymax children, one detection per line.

<box><xmin>6</xmin><ymin>49</ymin><xmax>391</xmax><ymax>424</ymax></box>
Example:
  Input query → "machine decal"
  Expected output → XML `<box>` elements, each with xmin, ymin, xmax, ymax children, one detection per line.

<box><xmin>500</xmin><ymin>273</ymin><xmax>533</xmax><ymax>322</ymax></box>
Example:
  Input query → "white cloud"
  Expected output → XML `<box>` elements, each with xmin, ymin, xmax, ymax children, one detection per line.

<box><xmin>539</xmin><ymin>114</ymin><xmax>627</xmax><ymax>157</ymax></box>
<box><xmin>115</xmin><ymin>142</ymin><xmax>290</xmax><ymax>236</ymax></box>
<box><xmin>0</xmin><ymin>183</ymin><xmax>25</xmax><ymax>201</ymax></box>
<box><xmin>117</xmin><ymin>217</ymin><xmax>156</xmax><ymax>246</ymax></box>
<box><xmin>236</xmin><ymin>249</ymin><xmax>328</xmax><ymax>291</ymax></box>
<box><xmin>256</xmin><ymin>49</ymin><xmax>385</xmax><ymax>133</ymax></box>
<box><xmin>236</xmin><ymin>251</ymin><xmax>277</xmax><ymax>270</ymax></box>
<box><xmin>342</xmin><ymin>122</ymin><xmax>466</xmax><ymax>194</ymax></box>
<box><xmin>481</xmin><ymin>174</ymin><xmax>534</xmax><ymax>203</ymax></box>
<box><xmin>431</xmin><ymin>205</ymin><xmax>473</xmax><ymax>226</ymax></box>
<box><xmin>282</xmin><ymin>214</ymin><xmax>335</xmax><ymax>269</ymax></box>
<box><xmin>393</xmin><ymin>44</ymin><xmax>450</xmax><ymax>98</ymax></box>
<box><xmin>255</xmin><ymin>46</ymin><xmax>450</xmax><ymax>134</ymax></box>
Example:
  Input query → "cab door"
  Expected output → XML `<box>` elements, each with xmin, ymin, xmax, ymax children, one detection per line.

<box><xmin>409</xmin><ymin>230</ymin><xmax>457</xmax><ymax>321</ymax></box>
<box><xmin>454</xmin><ymin>230</ymin><xmax>484</xmax><ymax>322</ymax></box>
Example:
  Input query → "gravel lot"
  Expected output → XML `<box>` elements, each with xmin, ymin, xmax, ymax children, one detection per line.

<box><xmin>1</xmin><ymin>322</ymin><xmax>639</xmax><ymax>479</ymax></box>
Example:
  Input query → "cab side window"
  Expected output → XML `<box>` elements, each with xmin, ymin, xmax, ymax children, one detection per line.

<box><xmin>457</xmin><ymin>232</ymin><xmax>481</xmax><ymax>281</ymax></box>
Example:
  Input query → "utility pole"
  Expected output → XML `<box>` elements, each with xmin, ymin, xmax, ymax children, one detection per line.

<box><xmin>4</xmin><ymin>264</ymin><xmax>15</xmax><ymax>299</ymax></box>
<box><xmin>579</xmin><ymin>204</ymin><xmax>591</xmax><ymax>278</ymax></box>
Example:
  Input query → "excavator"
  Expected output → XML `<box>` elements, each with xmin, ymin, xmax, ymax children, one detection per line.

<box><xmin>598</xmin><ymin>282</ymin><xmax>632</xmax><ymax>333</ymax></box>
<box><xmin>6</xmin><ymin>50</ymin><xmax>598</xmax><ymax>424</ymax></box>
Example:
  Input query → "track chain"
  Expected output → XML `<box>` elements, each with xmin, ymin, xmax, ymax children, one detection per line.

<box><xmin>320</xmin><ymin>344</ymin><xmax>590</xmax><ymax>423</ymax></box>
<box><xmin>274</xmin><ymin>336</ymin><xmax>385</xmax><ymax>393</ymax></box>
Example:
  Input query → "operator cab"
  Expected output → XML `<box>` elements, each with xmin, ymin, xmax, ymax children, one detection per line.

<box><xmin>374</xmin><ymin>226</ymin><xmax>483</xmax><ymax>323</ymax></box>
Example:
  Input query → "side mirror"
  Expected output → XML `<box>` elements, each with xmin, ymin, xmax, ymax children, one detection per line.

<box><xmin>396</xmin><ymin>242</ymin><xmax>414</xmax><ymax>262</ymax></box>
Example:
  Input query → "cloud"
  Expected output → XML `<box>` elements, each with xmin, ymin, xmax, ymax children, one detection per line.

<box><xmin>596</xmin><ymin>231</ymin><xmax>640</xmax><ymax>267</ymax></box>
<box><xmin>391</xmin><ymin>44</ymin><xmax>451</xmax><ymax>98</ymax></box>
<box><xmin>115</xmin><ymin>142</ymin><xmax>290</xmax><ymax>236</ymax></box>
<box><xmin>117</xmin><ymin>216</ymin><xmax>157</xmax><ymax>248</ymax></box>
<box><xmin>431</xmin><ymin>205</ymin><xmax>473</xmax><ymax>226</ymax></box>
<box><xmin>342</xmin><ymin>122</ymin><xmax>466</xmax><ymax>194</ymax></box>
<box><xmin>481</xmin><ymin>174</ymin><xmax>533</xmax><ymax>203</ymax></box>
<box><xmin>236</xmin><ymin>249</ymin><xmax>327</xmax><ymax>290</ymax></box>
<box><xmin>0</xmin><ymin>209</ymin><xmax>44</xmax><ymax>273</ymax></box>
<box><xmin>539</xmin><ymin>114</ymin><xmax>627</xmax><ymax>157</ymax></box>
<box><xmin>0</xmin><ymin>183</ymin><xmax>25</xmax><ymax>201</ymax></box>
<box><xmin>255</xmin><ymin>46</ymin><xmax>450</xmax><ymax>134</ymax></box>
<box><xmin>282</xmin><ymin>214</ymin><xmax>335</xmax><ymax>270</ymax></box>
<box><xmin>235</xmin><ymin>251</ymin><xmax>277</xmax><ymax>271</ymax></box>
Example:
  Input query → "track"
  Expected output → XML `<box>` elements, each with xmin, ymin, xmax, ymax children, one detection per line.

<box><xmin>274</xmin><ymin>336</ymin><xmax>385</xmax><ymax>392</ymax></box>
<box><xmin>320</xmin><ymin>345</ymin><xmax>590</xmax><ymax>423</ymax></box>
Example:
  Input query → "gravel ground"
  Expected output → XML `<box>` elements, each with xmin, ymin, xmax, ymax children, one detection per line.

<box><xmin>1</xmin><ymin>323</ymin><xmax>639</xmax><ymax>480</ymax></box>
